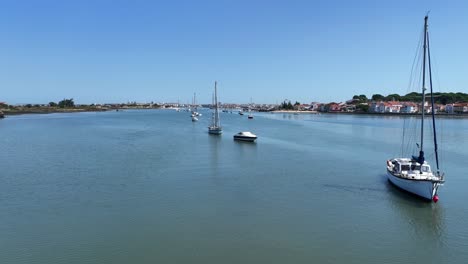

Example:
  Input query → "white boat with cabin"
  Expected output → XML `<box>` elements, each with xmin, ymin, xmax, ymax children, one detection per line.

<box><xmin>233</xmin><ymin>132</ymin><xmax>257</xmax><ymax>142</ymax></box>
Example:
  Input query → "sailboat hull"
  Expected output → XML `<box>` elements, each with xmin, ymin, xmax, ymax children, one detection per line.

<box><xmin>208</xmin><ymin>127</ymin><xmax>222</xmax><ymax>134</ymax></box>
<box><xmin>386</xmin><ymin>170</ymin><xmax>437</xmax><ymax>200</ymax></box>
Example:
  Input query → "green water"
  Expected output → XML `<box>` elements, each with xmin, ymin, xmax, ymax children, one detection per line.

<box><xmin>1</xmin><ymin>110</ymin><xmax>467</xmax><ymax>263</ymax></box>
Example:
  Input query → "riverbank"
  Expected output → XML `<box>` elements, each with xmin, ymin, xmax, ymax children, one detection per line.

<box><xmin>268</xmin><ymin>110</ymin><xmax>468</xmax><ymax>118</ymax></box>
<box><xmin>0</xmin><ymin>107</ymin><xmax>110</xmax><ymax>116</ymax></box>
<box><xmin>271</xmin><ymin>110</ymin><xmax>318</xmax><ymax>114</ymax></box>
<box><xmin>322</xmin><ymin>111</ymin><xmax>468</xmax><ymax>118</ymax></box>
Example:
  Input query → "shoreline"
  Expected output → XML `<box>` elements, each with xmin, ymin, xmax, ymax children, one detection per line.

<box><xmin>271</xmin><ymin>110</ymin><xmax>318</xmax><ymax>114</ymax></box>
<box><xmin>0</xmin><ymin>107</ymin><xmax>168</xmax><ymax>117</ymax></box>
<box><xmin>1</xmin><ymin>108</ymin><xmax>109</xmax><ymax>116</ymax></box>
<box><xmin>3</xmin><ymin>108</ymin><xmax>468</xmax><ymax>119</ymax></box>
<box><xmin>321</xmin><ymin>111</ymin><xmax>468</xmax><ymax>118</ymax></box>
<box><xmin>269</xmin><ymin>110</ymin><xmax>468</xmax><ymax>118</ymax></box>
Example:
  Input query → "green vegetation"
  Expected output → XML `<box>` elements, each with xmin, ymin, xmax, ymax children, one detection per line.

<box><xmin>356</xmin><ymin>104</ymin><xmax>369</xmax><ymax>112</ymax></box>
<box><xmin>371</xmin><ymin>94</ymin><xmax>384</xmax><ymax>101</ymax></box>
<box><xmin>280</xmin><ymin>100</ymin><xmax>294</xmax><ymax>110</ymax></box>
<box><xmin>58</xmin><ymin>98</ymin><xmax>75</xmax><ymax>108</ymax></box>
<box><xmin>352</xmin><ymin>94</ymin><xmax>368</xmax><ymax>103</ymax></box>
<box><xmin>353</xmin><ymin>92</ymin><xmax>468</xmax><ymax>104</ymax></box>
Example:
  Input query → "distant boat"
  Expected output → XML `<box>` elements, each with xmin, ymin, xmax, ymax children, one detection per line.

<box><xmin>386</xmin><ymin>15</ymin><xmax>444</xmax><ymax>202</ymax></box>
<box><xmin>248</xmin><ymin>98</ymin><xmax>254</xmax><ymax>119</ymax></box>
<box><xmin>233</xmin><ymin>132</ymin><xmax>257</xmax><ymax>142</ymax></box>
<box><xmin>247</xmin><ymin>108</ymin><xmax>253</xmax><ymax>119</ymax></box>
<box><xmin>239</xmin><ymin>110</ymin><xmax>244</xmax><ymax>115</ymax></box>
<box><xmin>208</xmin><ymin>81</ymin><xmax>222</xmax><ymax>135</ymax></box>
<box><xmin>191</xmin><ymin>93</ymin><xmax>200</xmax><ymax>121</ymax></box>
<box><xmin>0</xmin><ymin>111</ymin><xmax>4</xmax><ymax>118</ymax></box>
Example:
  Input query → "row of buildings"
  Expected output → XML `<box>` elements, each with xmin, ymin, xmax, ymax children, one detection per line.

<box><xmin>295</xmin><ymin>100</ymin><xmax>468</xmax><ymax>114</ymax></box>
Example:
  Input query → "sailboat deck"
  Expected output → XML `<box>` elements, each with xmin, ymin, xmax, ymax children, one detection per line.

<box><xmin>387</xmin><ymin>158</ymin><xmax>444</xmax><ymax>182</ymax></box>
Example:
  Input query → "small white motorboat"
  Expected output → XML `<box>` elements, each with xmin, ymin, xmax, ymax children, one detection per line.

<box><xmin>233</xmin><ymin>132</ymin><xmax>257</xmax><ymax>142</ymax></box>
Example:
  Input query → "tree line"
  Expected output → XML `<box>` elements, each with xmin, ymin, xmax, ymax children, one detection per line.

<box><xmin>279</xmin><ymin>100</ymin><xmax>301</xmax><ymax>110</ymax></box>
<box><xmin>49</xmin><ymin>98</ymin><xmax>75</xmax><ymax>108</ymax></box>
<box><xmin>353</xmin><ymin>92</ymin><xmax>468</xmax><ymax>104</ymax></box>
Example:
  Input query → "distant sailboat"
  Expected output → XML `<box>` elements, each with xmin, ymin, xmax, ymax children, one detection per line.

<box><xmin>191</xmin><ymin>93</ymin><xmax>199</xmax><ymax>122</ymax></box>
<box><xmin>190</xmin><ymin>93</ymin><xmax>198</xmax><ymax>122</ymax></box>
<box><xmin>208</xmin><ymin>81</ymin><xmax>222</xmax><ymax>134</ymax></box>
<box><xmin>248</xmin><ymin>98</ymin><xmax>254</xmax><ymax>119</ymax></box>
<box><xmin>386</xmin><ymin>15</ymin><xmax>444</xmax><ymax>202</ymax></box>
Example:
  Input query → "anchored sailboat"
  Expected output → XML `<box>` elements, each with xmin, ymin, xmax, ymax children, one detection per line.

<box><xmin>191</xmin><ymin>92</ymin><xmax>199</xmax><ymax>122</ymax></box>
<box><xmin>386</xmin><ymin>15</ymin><xmax>445</xmax><ymax>202</ymax></box>
<box><xmin>208</xmin><ymin>81</ymin><xmax>222</xmax><ymax>134</ymax></box>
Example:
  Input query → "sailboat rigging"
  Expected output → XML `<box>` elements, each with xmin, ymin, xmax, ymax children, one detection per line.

<box><xmin>208</xmin><ymin>81</ymin><xmax>222</xmax><ymax>134</ymax></box>
<box><xmin>386</xmin><ymin>15</ymin><xmax>445</xmax><ymax>202</ymax></box>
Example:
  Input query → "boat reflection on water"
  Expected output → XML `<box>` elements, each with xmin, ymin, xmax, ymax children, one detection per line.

<box><xmin>208</xmin><ymin>135</ymin><xmax>221</xmax><ymax>176</ymax></box>
<box><xmin>384</xmin><ymin>178</ymin><xmax>445</xmax><ymax>241</ymax></box>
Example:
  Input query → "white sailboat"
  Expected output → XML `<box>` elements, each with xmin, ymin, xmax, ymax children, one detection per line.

<box><xmin>386</xmin><ymin>15</ymin><xmax>444</xmax><ymax>202</ymax></box>
<box><xmin>208</xmin><ymin>81</ymin><xmax>222</xmax><ymax>134</ymax></box>
<box><xmin>191</xmin><ymin>93</ymin><xmax>199</xmax><ymax>122</ymax></box>
<box><xmin>248</xmin><ymin>98</ymin><xmax>254</xmax><ymax>119</ymax></box>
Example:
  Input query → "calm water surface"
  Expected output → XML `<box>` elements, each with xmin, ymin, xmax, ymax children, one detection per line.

<box><xmin>1</xmin><ymin>110</ymin><xmax>467</xmax><ymax>263</ymax></box>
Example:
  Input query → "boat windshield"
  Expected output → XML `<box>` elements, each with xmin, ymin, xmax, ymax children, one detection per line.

<box><xmin>410</xmin><ymin>165</ymin><xmax>421</xmax><ymax>171</ymax></box>
<box><xmin>400</xmin><ymin>165</ymin><xmax>410</xmax><ymax>171</ymax></box>
<box><xmin>421</xmin><ymin>165</ymin><xmax>431</xmax><ymax>172</ymax></box>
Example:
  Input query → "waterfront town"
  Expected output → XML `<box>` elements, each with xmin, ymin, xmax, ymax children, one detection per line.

<box><xmin>1</xmin><ymin>92</ymin><xmax>468</xmax><ymax>117</ymax></box>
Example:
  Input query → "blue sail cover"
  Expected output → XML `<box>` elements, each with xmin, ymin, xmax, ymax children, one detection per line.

<box><xmin>412</xmin><ymin>151</ymin><xmax>425</xmax><ymax>164</ymax></box>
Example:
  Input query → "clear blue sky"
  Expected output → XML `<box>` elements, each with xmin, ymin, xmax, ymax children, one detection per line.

<box><xmin>1</xmin><ymin>0</ymin><xmax>467</xmax><ymax>104</ymax></box>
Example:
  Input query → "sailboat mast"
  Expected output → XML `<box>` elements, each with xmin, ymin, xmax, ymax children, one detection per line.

<box><xmin>194</xmin><ymin>92</ymin><xmax>197</xmax><ymax>112</ymax></box>
<box><xmin>418</xmin><ymin>15</ymin><xmax>429</xmax><ymax>163</ymax></box>
<box><xmin>214</xmin><ymin>81</ymin><xmax>220</xmax><ymax>127</ymax></box>
<box><xmin>427</xmin><ymin>27</ymin><xmax>440</xmax><ymax>173</ymax></box>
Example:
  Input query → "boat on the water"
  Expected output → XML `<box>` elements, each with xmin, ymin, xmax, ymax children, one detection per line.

<box><xmin>208</xmin><ymin>81</ymin><xmax>222</xmax><ymax>135</ymax></box>
<box><xmin>238</xmin><ymin>110</ymin><xmax>244</xmax><ymax>115</ymax></box>
<box><xmin>0</xmin><ymin>111</ymin><xmax>4</xmax><ymax>118</ymax></box>
<box><xmin>247</xmin><ymin>98</ymin><xmax>254</xmax><ymax>119</ymax></box>
<box><xmin>386</xmin><ymin>15</ymin><xmax>444</xmax><ymax>202</ymax></box>
<box><xmin>233</xmin><ymin>132</ymin><xmax>257</xmax><ymax>142</ymax></box>
<box><xmin>190</xmin><ymin>93</ymin><xmax>199</xmax><ymax>121</ymax></box>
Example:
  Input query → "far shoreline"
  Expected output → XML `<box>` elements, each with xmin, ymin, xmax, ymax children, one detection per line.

<box><xmin>1</xmin><ymin>108</ymin><xmax>110</xmax><ymax>116</ymax></box>
<box><xmin>270</xmin><ymin>110</ymin><xmax>468</xmax><ymax>118</ymax></box>
<box><xmin>270</xmin><ymin>110</ymin><xmax>318</xmax><ymax>114</ymax></box>
<box><xmin>2</xmin><ymin>107</ymin><xmax>468</xmax><ymax>119</ymax></box>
